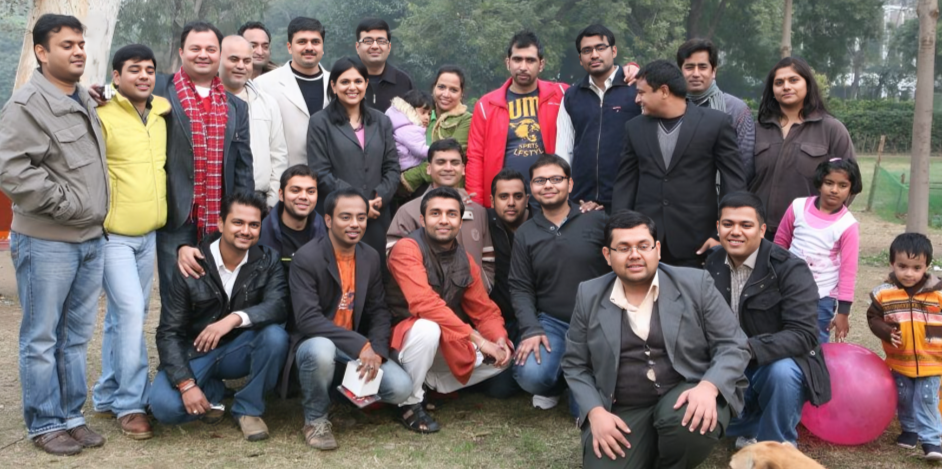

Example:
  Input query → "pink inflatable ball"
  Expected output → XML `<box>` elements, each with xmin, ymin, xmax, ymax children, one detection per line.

<box><xmin>800</xmin><ymin>342</ymin><xmax>897</xmax><ymax>446</ymax></box>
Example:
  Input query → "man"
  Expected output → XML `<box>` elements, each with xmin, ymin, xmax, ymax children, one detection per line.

<box><xmin>154</xmin><ymin>21</ymin><xmax>254</xmax><ymax>319</ymax></box>
<box><xmin>705</xmin><ymin>192</ymin><xmax>829</xmax><ymax>446</ymax></box>
<box><xmin>92</xmin><ymin>44</ymin><xmax>168</xmax><ymax>441</ymax></box>
<box><xmin>149</xmin><ymin>192</ymin><xmax>289</xmax><ymax>442</ymax></box>
<box><xmin>285</xmin><ymin>187</ymin><xmax>412</xmax><ymax>450</ymax></box>
<box><xmin>219</xmin><ymin>35</ymin><xmax>288</xmax><ymax>207</ymax></box>
<box><xmin>255</xmin><ymin>17</ymin><xmax>330</xmax><ymax>166</ymax></box>
<box><xmin>612</xmin><ymin>60</ymin><xmax>746</xmax><ymax>268</ymax></box>
<box><xmin>487</xmin><ymin>168</ymin><xmax>530</xmax><ymax>328</ymax></box>
<box><xmin>562</xmin><ymin>210</ymin><xmax>750</xmax><ymax>469</ymax></box>
<box><xmin>387</xmin><ymin>187</ymin><xmax>512</xmax><ymax>433</ymax></box>
<box><xmin>677</xmin><ymin>38</ymin><xmax>755</xmax><ymax>184</ymax></box>
<box><xmin>0</xmin><ymin>13</ymin><xmax>109</xmax><ymax>456</ymax></box>
<box><xmin>354</xmin><ymin>18</ymin><xmax>415</xmax><ymax>111</ymax></box>
<box><xmin>556</xmin><ymin>24</ymin><xmax>641</xmax><ymax>211</ymax></box>
<box><xmin>509</xmin><ymin>154</ymin><xmax>609</xmax><ymax>411</ymax></box>
<box><xmin>386</xmin><ymin>138</ymin><xmax>495</xmax><ymax>286</ymax></box>
<box><xmin>258</xmin><ymin>164</ymin><xmax>327</xmax><ymax>275</ymax></box>
<box><xmin>238</xmin><ymin>21</ymin><xmax>277</xmax><ymax>78</ymax></box>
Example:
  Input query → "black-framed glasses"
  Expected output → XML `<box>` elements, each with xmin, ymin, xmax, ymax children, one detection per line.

<box><xmin>580</xmin><ymin>44</ymin><xmax>611</xmax><ymax>56</ymax></box>
<box><xmin>531</xmin><ymin>176</ymin><xmax>568</xmax><ymax>186</ymax></box>
<box><xmin>608</xmin><ymin>244</ymin><xmax>656</xmax><ymax>254</ymax></box>
<box><xmin>358</xmin><ymin>38</ymin><xmax>389</xmax><ymax>46</ymax></box>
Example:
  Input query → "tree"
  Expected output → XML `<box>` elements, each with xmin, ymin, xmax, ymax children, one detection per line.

<box><xmin>781</xmin><ymin>0</ymin><xmax>792</xmax><ymax>57</ymax></box>
<box><xmin>907</xmin><ymin>0</ymin><xmax>937</xmax><ymax>234</ymax></box>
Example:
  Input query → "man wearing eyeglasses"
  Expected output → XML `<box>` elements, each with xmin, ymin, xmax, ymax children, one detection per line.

<box><xmin>354</xmin><ymin>18</ymin><xmax>415</xmax><ymax>111</ymax></box>
<box><xmin>562</xmin><ymin>210</ymin><xmax>750</xmax><ymax>469</ymax></box>
<box><xmin>556</xmin><ymin>24</ymin><xmax>641</xmax><ymax>213</ymax></box>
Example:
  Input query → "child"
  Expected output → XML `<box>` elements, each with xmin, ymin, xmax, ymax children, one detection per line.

<box><xmin>775</xmin><ymin>158</ymin><xmax>861</xmax><ymax>343</ymax></box>
<box><xmin>867</xmin><ymin>233</ymin><xmax>942</xmax><ymax>461</ymax></box>
<box><xmin>386</xmin><ymin>90</ymin><xmax>432</xmax><ymax>172</ymax></box>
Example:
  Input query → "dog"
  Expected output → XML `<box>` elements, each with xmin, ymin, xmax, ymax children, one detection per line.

<box><xmin>729</xmin><ymin>441</ymin><xmax>826</xmax><ymax>469</ymax></box>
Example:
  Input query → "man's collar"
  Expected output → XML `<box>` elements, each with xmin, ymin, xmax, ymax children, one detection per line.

<box><xmin>610</xmin><ymin>271</ymin><xmax>660</xmax><ymax>310</ymax></box>
<box><xmin>725</xmin><ymin>246</ymin><xmax>760</xmax><ymax>270</ymax></box>
<box><xmin>588</xmin><ymin>66</ymin><xmax>619</xmax><ymax>93</ymax></box>
<box><xmin>210</xmin><ymin>239</ymin><xmax>249</xmax><ymax>273</ymax></box>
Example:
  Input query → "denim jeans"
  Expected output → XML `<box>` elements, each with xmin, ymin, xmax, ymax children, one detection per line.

<box><xmin>295</xmin><ymin>337</ymin><xmax>412</xmax><ymax>425</ymax></box>
<box><xmin>148</xmin><ymin>325</ymin><xmax>289</xmax><ymax>424</ymax></box>
<box><xmin>92</xmin><ymin>233</ymin><xmax>157</xmax><ymax>418</ymax></box>
<box><xmin>156</xmin><ymin>222</ymin><xmax>198</xmax><ymax>314</ymax></box>
<box><xmin>12</xmin><ymin>232</ymin><xmax>105</xmax><ymax>438</ymax></box>
<box><xmin>894</xmin><ymin>371</ymin><xmax>942</xmax><ymax>446</ymax></box>
<box><xmin>816</xmin><ymin>297</ymin><xmax>836</xmax><ymax>344</ymax></box>
<box><xmin>513</xmin><ymin>313</ymin><xmax>578</xmax><ymax>417</ymax></box>
<box><xmin>727</xmin><ymin>358</ymin><xmax>807</xmax><ymax>444</ymax></box>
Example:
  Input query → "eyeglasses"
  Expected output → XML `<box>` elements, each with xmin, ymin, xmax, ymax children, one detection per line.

<box><xmin>608</xmin><ymin>243</ymin><xmax>656</xmax><ymax>254</ymax></box>
<box><xmin>358</xmin><ymin>38</ymin><xmax>389</xmax><ymax>46</ymax></box>
<box><xmin>531</xmin><ymin>176</ymin><xmax>568</xmax><ymax>186</ymax></box>
<box><xmin>580</xmin><ymin>44</ymin><xmax>611</xmax><ymax>56</ymax></box>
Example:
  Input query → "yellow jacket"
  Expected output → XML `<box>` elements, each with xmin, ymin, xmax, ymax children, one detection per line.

<box><xmin>99</xmin><ymin>88</ymin><xmax>169</xmax><ymax>236</ymax></box>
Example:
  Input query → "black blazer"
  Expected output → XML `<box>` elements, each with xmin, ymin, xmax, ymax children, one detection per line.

<box><xmin>612</xmin><ymin>103</ymin><xmax>746</xmax><ymax>257</ymax></box>
<box><xmin>154</xmin><ymin>74</ymin><xmax>255</xmax><ymax>230</ymax></box>
<box><xmin>281</xmin><ymin>236</ymin><xmax>392</xmax><ymax>397</ymax></box>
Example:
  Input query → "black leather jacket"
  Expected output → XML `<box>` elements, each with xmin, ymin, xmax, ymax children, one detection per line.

<box><xmin>156</xmin><ymin>232</ymin><xmax>288</xmax><ymax>385</ymax></box>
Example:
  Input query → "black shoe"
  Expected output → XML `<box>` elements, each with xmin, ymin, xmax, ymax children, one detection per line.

<box><xmin>399</xmin><ymin>403</ymin><xmax>440</xmax><ymax>434</ymax></box>
<box><xmin>898</xmin><ymin>431</ymin><xmax>918</xmax><ymax>449</ymax></box>
<box><xmin>924</xmin><ymin>444</ymin><xmax>942</xmax><ymax>462</ymax></box>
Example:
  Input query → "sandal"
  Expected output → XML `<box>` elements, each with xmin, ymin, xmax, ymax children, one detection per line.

<box><xmin>399</xmin><ymin>403</ymin><xmax>441</xmax><ymax>434</ymax></box>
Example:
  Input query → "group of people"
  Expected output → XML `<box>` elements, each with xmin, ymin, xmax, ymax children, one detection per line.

<box><xmin>1</xmin><ymin>11</ymin><xmax>939</xmax><ymax>469</ymax></box>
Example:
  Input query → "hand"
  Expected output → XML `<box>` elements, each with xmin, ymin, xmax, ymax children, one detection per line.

<box><xmin>368</xmin><ymin>196</ymin><xmax>382</xmax><ymax>219</ymax></box>
<box><xmin>495</xmin><ymin>337</ymin><xmax>515</xmax><ymax>368</ymax></box>
<box><xmin>891</xmin><ymin>327</ymin><xmax>903</xmax><ymax>348</ymax></box>
<box><xmin>193</xmin><ymin>314</ymin><xmax>241</xmax><ymax>352</ymax></box>
<box><xmin>357</xmin><ymin>345</ymin><xmax>382</xmax><ymax>382</ymax></box>
<box><xmin>515</xmin><ymin>334</ymin><xmax>550</xmax><ymax>366</ymax></box>
<box><xmin>479</xmin><ymin>339</ymin><xmax>508</xmax><ymax>366</ymax></box>
<box><xmin>673</xmin><ymin>381</ymin><xmax>719</xmax><ymax>434</ymax></box>
<box><xmin>587</xmin><ymin>407</ymin><xmax>631</xmax><ymax>460</ymax></box>
<box><xmin>696</xmin><ymin>238</ymin><xmax>720</xmax><ymax>256</ymax></box>
<box><xmin>89</xmin><ymin>83</ymin><xmax>109</xmax><ymax>106</ymax></box>
<box><xmin>579</xmin><ymin>200</ymin><xmax>604</xmax><ymax>213</ymax></box>
<box><xmin>829</xmin><ymin>314</ymin><xmax>850</xmax><ymax>342</ymax></box>
<box><xmin>178</xmin><ymin>245</ymin><xmax>205</xmax><ymax>278</ymax></box>
<box><xmin>622</xmin><ymin>63</ymin><xmax>640</xmax><ymax>85</ymax></box>
<box><xmin>465</xmin><ymin>192</ymin><xmax>477</xmax><ymax>205</ymax></box>
<box><xmin>181</xmin><ymin>385</ymin><xmax>211</xmax><ymax>416</ymax></box>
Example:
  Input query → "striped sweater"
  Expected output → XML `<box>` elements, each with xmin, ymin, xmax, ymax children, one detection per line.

<box><xmin>867</xmin><ymin>274</ymin><xmax>942</xmax><ymax>378</ymax></box>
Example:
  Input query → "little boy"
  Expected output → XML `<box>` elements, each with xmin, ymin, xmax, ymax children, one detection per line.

<box><xmin>867</xmin><ymin>232</ymin><xmax>942</xmax><ymax>462</ymax></box>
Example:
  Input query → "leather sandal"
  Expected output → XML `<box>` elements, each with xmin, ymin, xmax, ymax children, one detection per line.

<box><xmin>399</xmin><ymin>403</ymin><xmax>441</xmax><ymax>434</ymax></box>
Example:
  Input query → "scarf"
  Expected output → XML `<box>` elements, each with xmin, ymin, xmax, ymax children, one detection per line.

<box><xmin>688</xmin><ymin>80</ymin><xmax>726</xmax><ymax>113</ymax></box>
<box><xmin>174</xmin><ymin>69</ymin><xmax>227</xmax><ymax>238</ymax></box>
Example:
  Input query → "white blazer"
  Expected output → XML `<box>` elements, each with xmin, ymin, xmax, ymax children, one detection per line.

<box><xmin>254</xmin><ymin>61</ymin><xmax>331</xmax><ymax>167</ymax></box>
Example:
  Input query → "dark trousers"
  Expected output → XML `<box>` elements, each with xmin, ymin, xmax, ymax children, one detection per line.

<box><xmin>156</xmin><ymin>222</ymin><xmax>198</xmax><ymax>310</ymax></box>
<box><xmin>659</xmin><ymin>238</ymin><xmax>705</xmax><ymax>269</ymax></box>
<box><xmin>582</xmin><ymin>382</ymin><xmax>729</xmax><ymax>469</ymax></box>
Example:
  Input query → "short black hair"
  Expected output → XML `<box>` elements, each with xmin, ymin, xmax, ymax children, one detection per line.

<box><xmin>718</xmin><ymin>191</ymin><xmax>767</xmax><ymax>225</ymax></box>
<box><xmin>636</xmin><ymin>60</ymin><xmax>687</xmax><ymax>98</ymax></box>
<box><xmin>889</xmin><ymin>232</ymin><xmax>933</xmax><ymax>266</ymax></box>
<box><xmin>112</xmin><ymin>44</ymin><xmax>157</xmax><ymax>73</ymax></box>
<box><xmin>238</xmin><ymin>21</ymin><xmax>272</xmax><ymax>42</ymax></box>
<box><xmin>605</xmin><ymin>210</ymin><xmax>657</xmax><ymax>248</ymax></box>
<box><xmin>220</xmin><ymin>191</ymin><xmax>267</xmax><ymax>221</ymax></box>
<box><xmin>575</xmin><ymin>24</ymin><xmax>615</xmax><ymax>54</ymax></box>
<box><xmin>402</xmin><ymin>89</ymin><xmax>433</xmax><ymax>112</ymax></box>
<box><xmin>491</xmin><ymin>168</ymin><xmax>526</xmax><ymax>197</ymax></box>
<box><xmin>507</xmin><ymin>30</ymin><xmax>544</xmax><ymax>59</ymax></box>
<box><xmin>181</xmin><ymin>21</ymin><xmax>223</xmax><ymax>48</ymax></box>
<box><xmin>324</xmin><ymin>187</ymin><xmax>369</xmax><ymax>218</ymax></box>
<box><xmin>528</xmin><ymin>153</ymin><xmax>571</xmax><ymax>180</ymax></box>
<box><xmin>325</xmin><ymin>57</ymin><xmax>372</xmax><ymax>126</ymax></box>
<box><xmin>33</xmin><ymin>14</ymin><xmax>84</xmax><ymax>71</ymax></box>
<box><xmin>427</xmin><ymin>138</ymin><xmax>463</xmax><ymax>164</ymax></box>
<box><xmin>433</xmin><ymin>65</ymin><xmax>466</xmax><ymax>92</ymax></box>
<box><xmin>420</xmin><ymin>187</ymin><xmax>465</xmax><ymax>218</ymax></box>
<box><xmin>676</xmin><ymin>38</ymin><xmax>718</xmax><ymax>69</ymax></box>
<box><xmin>279</xmin><ymin>164</ymin><xmax>319</xmax><ymax>192</ymax></box>
<box><xmin>356</xmin><ymin>18</ymin><xmax>391</xmax><ymax>41</ymax></box>
<box><xmin>813</xmin><ymin>158</ymin><xmax>863</xmax><ymax>195</ymax></box>
<box><xmin>287</xmin><ymin>17</ymin><xmax>325</xmax><ymax>43</ymax></box>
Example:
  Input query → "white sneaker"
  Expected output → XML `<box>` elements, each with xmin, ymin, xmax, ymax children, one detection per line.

<box><xmin>734</xmin><ymin>437</ymin><xmax>758</xmax><ymax>450</ymax></box>
<box><xmin>532</xmin><ymin>394</ymin><xmax>560</xmax><ymax>410</ymax></box>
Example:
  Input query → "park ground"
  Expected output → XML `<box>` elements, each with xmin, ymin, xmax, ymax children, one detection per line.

<box><xmin>0</xmin><ymin>155</ymin><xmax>939</xmax><ymax>468</ymax></box>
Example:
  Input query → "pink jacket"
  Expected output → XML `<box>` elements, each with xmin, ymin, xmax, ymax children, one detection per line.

<box><xmin>385</xmin><ymin>97</ymin><xmax>429</xmax><ymax>171</ymax></box>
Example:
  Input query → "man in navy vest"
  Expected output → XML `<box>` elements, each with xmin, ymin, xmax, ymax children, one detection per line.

<box><xmin>556</xmin><ymin>24</ymin><xmax>641</xmax><ymax>212</ymax></box>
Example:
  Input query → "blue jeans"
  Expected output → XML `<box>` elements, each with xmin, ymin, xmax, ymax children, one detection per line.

<box><xmin>514</xmin><ymin>313</ymin><xmax>578</xmax><ymax>416</ymax></box>
<box><xmin>148</xmin><ymin>325</ymin><xmax>289</xmax><ymax>424</ymax></box>
<box><xmin>93</xmin><ymin>233</ymin><xmax>156</xmax><ymax>418</ymax></box>
<box><xmin>895</xmin><ymin>372</ymin><xmax>942</xmax><ymax>446</ymax></box>
<box><xmin>727</xmin><ymin>358</ymin><xmax>807</xmax><ymax>444</ymax></box>
<box><xmin>295</xmin><ymin>337</ymin><xmax>412</xmax><ymax>425</ymax></box>
<box><xmin>12</xmin><ymin>232</ymin><xmax>105</xmax><ymax>438</ymax></box>
<box><xmin>816</xmin><ymin>297</ymin><xmax>836</xmax><ymax>344</ymax></box>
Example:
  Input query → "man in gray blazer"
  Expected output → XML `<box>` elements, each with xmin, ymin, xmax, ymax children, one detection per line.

<box><xmin>562</xmin><ymin>210</ymin><xmax>750</xmax><ymax>469</ymax></box>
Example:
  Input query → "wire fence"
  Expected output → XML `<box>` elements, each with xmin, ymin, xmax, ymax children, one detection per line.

<box><xmin>869</xmin><ymin>166</ymin><xmax>942</xmax><ymax>228</ymax></box>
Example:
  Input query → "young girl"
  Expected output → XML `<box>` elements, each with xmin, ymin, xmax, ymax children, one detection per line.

<box><xmin>774</xmin><ymin>158</ymin><xmax>862</xmax><ymax>343</ymax></box>
<box><xmin>386</xmin><ymin>90</ymin><xmax>432</xmax><ymax>172</ymax></box>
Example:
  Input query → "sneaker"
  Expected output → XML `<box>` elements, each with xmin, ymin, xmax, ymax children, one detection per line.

<box><xmin>897</xmin><ymin>431</ymin><xmax>918</xmax><ymax>449</ymax></box>
<box><xmin>735</xmin><ymin>437</ymin><xmax>758</xmax><ymax>450</ymax></box>
<box><xmin>302</xmin><ymin>421</ymin><xmax>338</xmax><ymax>450</ymax></box>
<box><xmin>33</xmin><ymin>430</ymin><xmax>83</xmax><ymax>456</ymax></box>
<box><xmin>532</xmin><ymin>394</ymin><xmax>560</xmax><ymax>410</ymax></box>
<box><xmin>924</xmin><ymin>444</ymin><xmax>942</xmax><ymax>462</ymax></box>
<box><xmin>238</xmin><ymin>416</ymin><xmax>269</xmax><ymax>442</ymax></box>
<box><xmin>118</xmin><ymin>413</ymin><xmax>153</xmax><ymax>440</ymax></box>
<box><xmin>67</xmin><ymin>425</ymin><xmax>105</xmax><ymax>448</ymax></box>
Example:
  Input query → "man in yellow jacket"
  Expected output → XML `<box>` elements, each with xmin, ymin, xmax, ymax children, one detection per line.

<box><xmin>92</xmin><ymin>44</ymin><xmax>169</xmax><ymax>441</ymax></box>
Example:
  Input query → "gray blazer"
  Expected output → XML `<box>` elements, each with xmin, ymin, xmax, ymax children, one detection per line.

<box><xmin>562</xmin><ymin>265</ymin><xmax>750</xmax><ymax>427</ymax></box>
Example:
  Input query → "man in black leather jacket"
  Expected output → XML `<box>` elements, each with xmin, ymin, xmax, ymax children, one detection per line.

<box><xmin>149</xmin><ymin>192</ymin><xmax>288</xmax><ymax>442</ymax></box>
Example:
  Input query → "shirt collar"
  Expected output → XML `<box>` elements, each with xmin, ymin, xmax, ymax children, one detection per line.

<box><xmin>610</xmin><ymin>272</ymin><xmax>660</xmax><ymax>311</ymax></box>
<box><xmin>589</xmin><ymin>67</ymin><xmax>619</xmax><ymax>94</ymax></box>
<box><xmin>725</xmin><ymin>247</ymin><xmax>759</xmax><ymax>270</ymax></box>
<box><xmin>210</xmin><ymin>239</ymin><xmax>249</xmax><ymax>274</ymax></box>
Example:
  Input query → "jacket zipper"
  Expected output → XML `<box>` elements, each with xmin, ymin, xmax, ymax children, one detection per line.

<box><xmin>911</xmin><ymin>295</ymin><xmax>920</xmax><ymax>376</ymax></box>
<box><xmin>595</xmin><ymin>90</ymin><xmax>604</xmax><ymax>202</ymax></box>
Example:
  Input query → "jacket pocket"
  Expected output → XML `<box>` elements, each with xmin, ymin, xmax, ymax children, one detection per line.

<box><xmin>797</xmin><ymin>143</ymin><xmax>829</xmax><ymax>178</ymax></box>
<box><xmin>752</xmin><ymin>141</ymin><xmax>773</xmax><ymax>182</ymax></box>
<box><xmin>54</xmin><ymin>124</ymin><xmax>96</xmax><ymax>169</ymax></box>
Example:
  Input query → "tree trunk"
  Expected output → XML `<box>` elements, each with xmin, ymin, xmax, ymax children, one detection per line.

<box><xmin>780</xmin><ymin>0</ymin><xmax>793</xmax><ymax>58</ymax></box>
<box><xmin>907</xmin><ymin>0</ymin><xmax>939</xmax><ymax>234</ymax></box>
<box><xmin>849</xmin><ymin>43</ymin><xmax>864</xmax><ymax>100</ymax></box>
<box><xmin>14</xmin><ymin>0</ymin><xmax>121</xmax><ymax>91</ymax></box>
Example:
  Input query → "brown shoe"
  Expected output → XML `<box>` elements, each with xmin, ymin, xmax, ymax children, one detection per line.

<box><xmin>118</xmin><ymin>413</ymin><xmax>153</xmax><ymax>440</ymax></box>
<box><xmin>68</xmin><ymin>425</ymin><xmax>105</xmax><ymax>448</ymax></box>
<box><xmin>33</xmin><ymin>430</ymin><xmax>82</xmax><ymax>456</ymax></box>
<box><xmin>302</xmin><ymin>421</ymin><xmax>338</xmax><ymax>450</ymax></box>
<box><xmin>237</xmin><ymin>415</ymin><xmax>269</xmax><ymax>442</ymax></box>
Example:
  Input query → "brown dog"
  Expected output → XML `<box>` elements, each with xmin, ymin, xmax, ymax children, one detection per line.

<box><xmin>729</xmin><ymin>441</ymin><xmax>826</xmax><ymax>469</ymax></box>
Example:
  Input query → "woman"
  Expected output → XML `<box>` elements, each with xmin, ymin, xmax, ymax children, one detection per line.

<box><xmin>308</xmin><ymin>57</ymin><xmax>400</xmax><ymax>262</ymax></box>
<box><xmin>751</xmin><ymin>56</ymin><xmax>856</xmax><ymax>240</ymax></box>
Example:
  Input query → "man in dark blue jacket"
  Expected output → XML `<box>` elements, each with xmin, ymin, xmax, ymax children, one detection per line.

<box><xmin>258</xmin><ymin>164</ymin><xmax>327</xmax><ymax>276</ymax></box>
